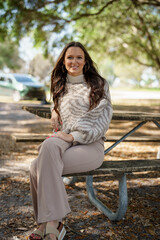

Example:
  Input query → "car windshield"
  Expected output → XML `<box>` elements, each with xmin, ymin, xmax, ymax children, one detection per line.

<box><xmin>14</xmin><ymin>75</ymin><xmax>36</xmax><ymax>83</ymax></box>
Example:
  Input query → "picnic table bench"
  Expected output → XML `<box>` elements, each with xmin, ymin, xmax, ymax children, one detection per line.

<box><xmin>19</xmin><ymin>105</ymin><xmax>160</xmax><ymax>221</ymax></box>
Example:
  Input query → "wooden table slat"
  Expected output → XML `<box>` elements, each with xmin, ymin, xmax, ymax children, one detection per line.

<box><xmin>22</xmin><ymin>106</ymin><xmax>160</xmax><ymax>121</ymax></box>
<box><xmin>64</xmin><ymin>159</ymin><xmax>160</xmax><ymax>176</ymax></box>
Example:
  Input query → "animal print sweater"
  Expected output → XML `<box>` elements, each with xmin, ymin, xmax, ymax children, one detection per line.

<box><xmin>51</xmin><ymin>74</ymin><xmax>113</xmax><ymax>144</ymax></box>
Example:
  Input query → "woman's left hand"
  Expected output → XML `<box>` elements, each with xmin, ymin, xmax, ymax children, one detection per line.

<box><xmin>47</xmin><ymin>131</ymin><xmax>74</xmax><ymax>143</ymax></box>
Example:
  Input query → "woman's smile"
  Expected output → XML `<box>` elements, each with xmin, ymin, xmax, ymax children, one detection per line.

<box><xmin>64</xmin><ymin>47</ymin><xmax>85</xmax><ymax>76</ymax></box>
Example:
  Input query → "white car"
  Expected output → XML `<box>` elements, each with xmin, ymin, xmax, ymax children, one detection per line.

<box><xmin>0</xmin><ymin>73</ymin><xmax>46</xmax><ymax>101</ymax></box>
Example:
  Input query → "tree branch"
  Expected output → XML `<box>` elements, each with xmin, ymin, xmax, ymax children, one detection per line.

<box><xmin>132</xmin><ymin>1</ymin><xmax>160</xmax><ymax>68</ymax></box>
<box><xmin>69</xmin><ymin>0</ymin><xmax>119</xmax><ymax>21</ymax></box>
<box><xmin>21</xmin><ymin>0</ymin><xmax>119</xmax><ymax>22</ymax></box>
<box><xmin>124</xmin><ymin>52</ymin><xmax>154</xmax><ymax>68</ymax></box>
<box><xmin>132</xmin><ymin>0</ymin><xmax>160</xmax><ymax>7</ymax></box>
<box><xmin>123</xmin><ymin>37</ymin><xmax>157</xmax><ymax>62</ymax></box>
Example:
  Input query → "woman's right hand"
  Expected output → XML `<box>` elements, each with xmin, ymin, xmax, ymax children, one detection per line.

<box><xmin>51</xmin><ymin>110</ymin><xmax>59</xmax><ymax>131</ymax></box>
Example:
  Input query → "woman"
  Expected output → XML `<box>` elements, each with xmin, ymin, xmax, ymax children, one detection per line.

<box><xmin>29</xmin><ymin>42</ymin><xmax>112</xmax><ymax>240</ymax></box>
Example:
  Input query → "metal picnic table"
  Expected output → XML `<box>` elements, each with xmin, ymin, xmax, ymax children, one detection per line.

<box><xmin>22</xmin><ymin>105</ymin><xmax>160</xmax><ymax>221</ymax></box>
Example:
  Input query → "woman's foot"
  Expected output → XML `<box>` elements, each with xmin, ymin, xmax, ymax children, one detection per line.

<box><xmin>44</xmin><ymin>221</ymin><xmax>59</xmax><ymax>240</ymax></box>
<box><xmin>38</xmin><ymin>223</ymin><xmax>46</xmax><ymax>232</ymax></box>
<box><xmin>44</xmin><ymin>221</ymin><xmax>66</xmax><ymax>240</ymax></box>
<box><xmin>29</xmin><ymin>223</ymin><xmax>46</xmax><ymax>240</ymax></box>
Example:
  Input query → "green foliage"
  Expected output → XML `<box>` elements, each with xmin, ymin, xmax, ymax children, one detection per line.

<box><xmin>0</xmin><ymin>41</ymin><xmax>21</xmax><ymax>70</ymax></box>
<box><xmin>0</xmin><ymin>0</ymin><xmax>159</xmax><ymax>70</ymax></box>
<box><xmin>0</xmin><ymin>0</ymin><xmax>69</xmax><ymax>50</ymax></box>
<box><xmin>96</xmin><ymin>58</ymin><xmax>116</xmax><ymax>86</ymax></box>
<box><xmin>114</xmin><ymin>62</ymin><xmax>145</xmax><ymax>87</ymax></box>
<box><xmin>73</xmin><ymin>0</ymin><xmax>160</xmax><ymax>70</ymax></box>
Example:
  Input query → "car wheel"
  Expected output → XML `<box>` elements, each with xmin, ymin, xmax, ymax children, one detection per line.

<box><xmin>13</xmin><ymin>91</ymin><xmax>21</xmax><ymax>102</ymax></box>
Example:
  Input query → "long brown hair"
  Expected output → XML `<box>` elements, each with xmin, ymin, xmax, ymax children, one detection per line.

<box><xmin>51</xmin><ymin>41</ymin><xmax>108</xmax><ymax>115</ymax></box>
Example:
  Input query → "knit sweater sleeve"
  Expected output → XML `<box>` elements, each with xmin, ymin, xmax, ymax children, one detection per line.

<box><xmin>70</xmin><ymin>83</ymin><xmax>113</xmax><ymax>144</ymax></box>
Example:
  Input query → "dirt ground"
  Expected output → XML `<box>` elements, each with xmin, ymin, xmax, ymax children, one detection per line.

<box><xmin>0</xmin><ymin>99</ymin><xmax>160</xmax><ymax>240</ymax></box>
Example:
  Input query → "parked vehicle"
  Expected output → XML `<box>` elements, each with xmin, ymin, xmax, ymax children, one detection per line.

<box><xmin>0</xmin><ymin>73</ymin><xmax>46</xmax><ymax>101</ymax></box>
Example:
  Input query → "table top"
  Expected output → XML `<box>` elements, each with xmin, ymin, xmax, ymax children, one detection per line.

<box><xmin>22</xmin><ymin>105</ymin><xmax>160</xmax><ymax>121</ymax></box>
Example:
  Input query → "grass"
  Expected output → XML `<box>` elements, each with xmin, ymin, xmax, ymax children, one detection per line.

<box><xmin>112</xmin><ymin>99</ymin><xmax>160</xmax><ymax>106</ymax></box>
<box><xmin>110</xmin><ymin>87</ymin><xmax>160</xmax><ymax>91</ymax></box>
<box><xmin>130</xmin><ymin>87</ymin><xmax>160</xmax><ymax>92</ymax></box>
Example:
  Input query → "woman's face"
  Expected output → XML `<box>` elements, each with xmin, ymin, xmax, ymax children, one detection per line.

<box><xmin>63</xmin><ymin>47</ymin><xmax>85</xmax><ymax>76</ymax></box>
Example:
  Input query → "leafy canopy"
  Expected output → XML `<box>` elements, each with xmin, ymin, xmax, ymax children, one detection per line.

<box><xmin>0</xmin><ymin>41</ymin><xmax>21</xmax><ymax>69</ymax></box>
<box><xmin>72</xmin><ymin>0</ymin><xmax>160</xmax><ymax>70</ymax></box>
<box><xmin>0</xmin><ymin>0</ymin><xmax>159</xmax><ymax>69</ymax></box>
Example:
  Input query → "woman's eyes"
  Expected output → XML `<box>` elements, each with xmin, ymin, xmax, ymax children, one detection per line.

<box><xmin>67</xmin><ymin>56</ymin><xmax>83</xmax><ymax>59</ymax></box>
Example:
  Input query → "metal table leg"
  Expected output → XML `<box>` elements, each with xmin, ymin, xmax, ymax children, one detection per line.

<box><xmin>153</xmin><ymin>120</ymin><xmax>160</xmax><ymax>129</ymax></box>
<box><xmin>104</xmin><ymin>121</ymin><xmax>147</xmax><ymax>155</ymax></box>
<box><xmin>86</xmin><ymin>174</ymin><xmax>128</xmax><ymax>221</ymax></box>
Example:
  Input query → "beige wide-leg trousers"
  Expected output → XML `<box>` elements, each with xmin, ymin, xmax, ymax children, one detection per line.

<box><xmin>30</xmin><ymin>137</ymin><xmax>104</xmax><ymax>224</ymax></box>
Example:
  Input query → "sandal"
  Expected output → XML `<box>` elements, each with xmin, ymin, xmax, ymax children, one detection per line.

<box><xmin>29</xmin><ymin>229</ymin><xmax>44</xmax><ymax>240</ymax></box>
<box><xmin>44</xmin><ymin>222</ymin><xmax>66</xmax><ymax>240</ymax></box>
